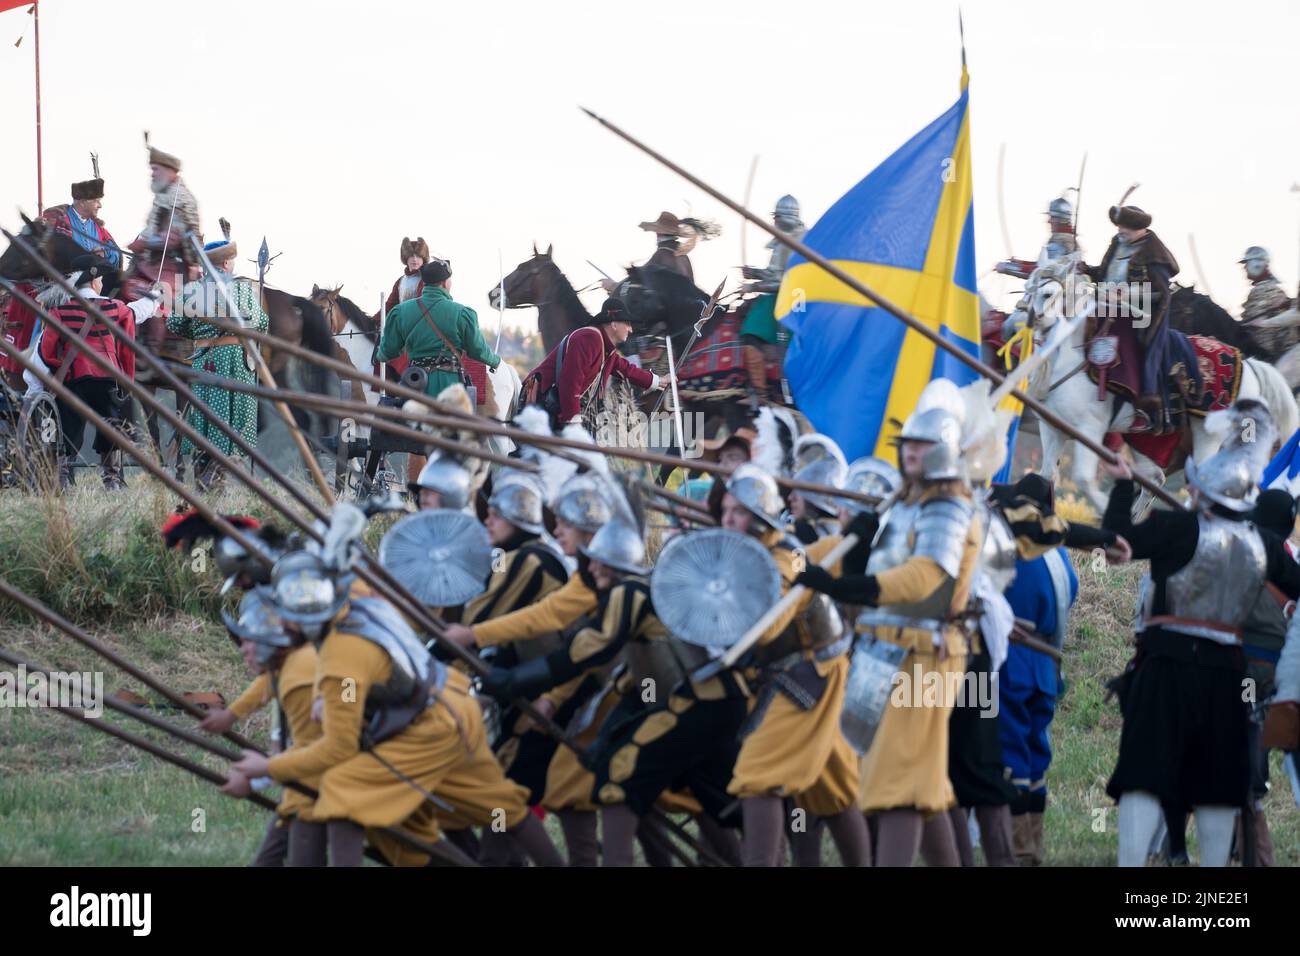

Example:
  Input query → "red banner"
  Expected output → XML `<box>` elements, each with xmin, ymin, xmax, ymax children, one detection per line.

<box><xmin>0</xmin><ymin>1</ymin><xmax>35</xmax><ymax>14</ymax></box>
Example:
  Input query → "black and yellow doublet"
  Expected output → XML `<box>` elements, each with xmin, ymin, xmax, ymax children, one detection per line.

<box><xmin>463</xmin><ymin>533</ymin><xmax>572</xmax><ymax>803</ymax></box>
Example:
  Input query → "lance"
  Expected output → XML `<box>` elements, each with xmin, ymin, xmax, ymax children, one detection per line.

<box><xmin>1072</xmin><ymin>151</ymin><xmax>1088</xmax><ymax>235</ymax></box>
<box><xmin>585</xmin><ymin>259</ymin><xmax>617</xmax><ymax>285</ymax></box>
<box><xmin>579</xmin><ymin>108</ymin><xmax>1186</xmax><ymax>512</ymax></box>
<box><xmin>0</xmin><ymin>642</ymin><xmax>472</xmax><ymax>866</ymax></box>
<box><xmin>663</xmin><ymin>333</ymin><xmax>687</xmax><ymax>461</ymax></box>
<box><xmin>645</xmin><ymin>499</ymin><xmax>716</xmax><ymax>526</ymax></box>
<box><xmin>184</xmin><ymin>315</ymin><xmax>888</xmax><ymax>509</ymax></box>
<box><xmin>494</xmin><ymin>249</ymin><xmax>505</xmax><ymax>353</ymax></box>
<box><xmin>188</xmin><ymin>234</ymin><xmax>334</xmax><ymax>500</ymax></box>
<box><xmin>740</xmin><ymin>154</ymin><xmax>759</xmax><ymax>266</ymax></box>
<box><xmin>1</xmin><ymin>247</ymin><xmax>720</xmax><ymax>866</ymax></box>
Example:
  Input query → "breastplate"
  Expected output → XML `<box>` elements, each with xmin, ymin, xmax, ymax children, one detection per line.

<box><xmin>624</xmin><ymin>635</ymin><xmax>711</xmax><ymax>696</ymax></box>
<box><xmin>1162</xmin><ymin>515</ymin><xmax>1267</xmax><ymax>636</ymax></box>
<box><xmin>866</xmin><ymin>499</ymin><xmax>921</xmax><ymax>577</ymax></box>
<box><xmin>1104</xmin><ymin>241</ymin><xmax>1134</xmax><ymax>285</ymax></box>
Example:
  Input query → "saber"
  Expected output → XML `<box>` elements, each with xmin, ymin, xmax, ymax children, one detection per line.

<box><xmin>664</xmin><ymin>332</ymin><xmax>686</xmax><ymax>461</ymax></box>
<box><xmin>741</xmin><ymin>154</ymin><xmax>759</xmax><ymax>265</ymax></box>
<box><xmin>585</xmin><ymin>259</ymin><xmax>617</xmax><ymax>284</ymax></box>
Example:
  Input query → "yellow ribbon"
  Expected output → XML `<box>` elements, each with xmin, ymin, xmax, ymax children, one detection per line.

<box><xmin>997</xmin><ymin>323</ymin><xmax>1035</xmax><ymax>371</ymax></box>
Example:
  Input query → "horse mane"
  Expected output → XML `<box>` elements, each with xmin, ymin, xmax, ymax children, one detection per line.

<box><xmin>293</xmin><ymin>295</ymin><xmax>336</xmax><ymax>357</ymax></box>
<box><xmin>545</xmin><ymin>259</ymin><xmax>591</xmax><ymax>324</ymax></box>
<box><xmin>334</xmin><ymin>292</ymin><xmax>378</xmax><ymax>337</ymax></box>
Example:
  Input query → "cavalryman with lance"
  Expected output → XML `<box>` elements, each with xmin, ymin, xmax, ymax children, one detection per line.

<box><xmin>1100</xmin><ymin>399</ymin><xmax>1300</xmax><ymax>866</ymax></box>
<box><xmin>1084</xmin><ymin>203</ymin><xmax>1199</xmax><ymax>434</ymax></box>
<box><xmin>1237</xmin><ymin>246</ymin><xmax>1295</xmax><ymax>363</ymax></box>
<box><xmin>226</xmin><ymin>540</ymin><xmax>565</xmax><ymax>867</ymax></box>
<box><xmin>797</xmin><ymin>391</ymin><xmax>986</xmax><ymax>866</ymax></box>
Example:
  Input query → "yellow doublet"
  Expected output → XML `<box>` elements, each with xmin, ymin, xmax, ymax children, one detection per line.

<box><xmin>858</xmin><ymin>488</ymin><xmax>981</xmax><ymax>815</ymax></box>
<box><xmin>267</xmin><ymin>620</ymin><xmax>530</xmax><ymax>842</ymax></box>
<box><xmin>230</xmin><ymin>644</ymin><xmax>321</xmax><ymax>818</ymax></box>
<box><xmin>728</xmin><ymin>532</ymin><xmax>861</xmax><ymax>814</ymax></box>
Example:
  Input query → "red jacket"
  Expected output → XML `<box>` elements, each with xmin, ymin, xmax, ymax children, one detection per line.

<box><xmin>39</xmin><ymin>299</ymin><xmax>136</xmax><ymax>383</ymax></box>
<box><xmin>1</xmin><ymin>283</ymin><xmax>40</xmax><ymax>376</ymax></box>
<box><xmin>528</xmin><ymin>325</ymin><xmax>655</xmax><ymax>422</ymax></box>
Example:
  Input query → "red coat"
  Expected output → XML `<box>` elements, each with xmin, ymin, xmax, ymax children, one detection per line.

<box><xmin>1</xmin><ymin>283</ymin><xmax>40</xmax><ymax>376</ymax></box>
<box><xmin>528</xmin><ymin>325</ymin><xmax>654</xmax><ymax>422</ymax></box>
<box><xmin>39</xmin><ymin>299</ymin><xmax>136</xmax><ymax>383</ymax></box>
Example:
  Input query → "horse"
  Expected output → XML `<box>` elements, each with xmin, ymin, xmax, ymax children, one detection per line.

<box><xmin>1022</xmin><ymin>258</ymin><xmax>1297</xmax><ymax>513</ymax></box>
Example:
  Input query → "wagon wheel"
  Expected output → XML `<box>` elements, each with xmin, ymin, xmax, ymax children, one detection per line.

<box><xmin>16</xmin><ymin>389</ymin><xmax>61</xmax><ymax>492</ymax></box>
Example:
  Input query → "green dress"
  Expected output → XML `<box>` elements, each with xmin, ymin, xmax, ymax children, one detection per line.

<box><xmin>168</xmin><ymin>276</ymin><xmax>269</xmax><ymax>457</ymax></box>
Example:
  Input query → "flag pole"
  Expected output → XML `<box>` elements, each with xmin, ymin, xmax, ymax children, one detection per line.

<box><xmin>33</xmin><ymin>0</ymin><xmax>42</xmax><ymax>211</ymax></box>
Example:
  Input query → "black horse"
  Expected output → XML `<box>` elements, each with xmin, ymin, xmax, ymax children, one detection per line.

<box><xmin>1167</xmin><ymin>283</ymin><xmax>1256</xmax><ymax>356</ymax></box>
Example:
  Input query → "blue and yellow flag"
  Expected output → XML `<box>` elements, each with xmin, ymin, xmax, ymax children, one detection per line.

<box><xmin>776</xmin><ymin>75</ymin><xmax>980</xmax><ymax>463</ymax></box>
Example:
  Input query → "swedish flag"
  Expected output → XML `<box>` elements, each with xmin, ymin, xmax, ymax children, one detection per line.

<box><xmin>776</xmin><ymin>72</ymin><xmax>980</xmax><ymax>463</ymax></box>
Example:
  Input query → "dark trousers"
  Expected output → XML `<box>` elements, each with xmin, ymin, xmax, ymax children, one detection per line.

<box><xmin>57</xmin><ymin>378</ymin><xmax>128</xmax><ymax>459</ymax></box>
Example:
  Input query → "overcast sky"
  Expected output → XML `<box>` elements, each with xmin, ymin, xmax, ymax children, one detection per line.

<box><xmin>3</xmin><ymin>0</ymin><xmax>1298</xmax><ymax>333</ymax></box>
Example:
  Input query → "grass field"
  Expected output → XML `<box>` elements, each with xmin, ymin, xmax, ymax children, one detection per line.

<box><xmin>1</xmin><ymin>482</ymin><xmax>1296</xmax><ymax>866</ymax></box>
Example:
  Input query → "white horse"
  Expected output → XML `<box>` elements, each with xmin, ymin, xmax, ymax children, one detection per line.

<box><xmin>1021</xmin><ymin>259</ymin><xmax>1297</xmax><ymax>512</ymax></box>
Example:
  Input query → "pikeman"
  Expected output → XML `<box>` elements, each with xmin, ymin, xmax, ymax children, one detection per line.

<box><xmin>478</xmin><ymin>520</ymin><xmax>752</xmax><ymax>867</ymax></box>
<box><xmin>797</xmin><ymin>395</ymin><xmax>986</xmax><ymax>867</ymax></box>
<box><xmin>39</xmin><ymin>254</ymin><xmax>163</xmax><ymax>490</ymax></box>
<box><xmin>407</xmin><ymin>453</ymin><xmax>474</xmax><ymax>512</ymax></box>
<box><xmin>787</xmin><ymin>435</ymin><xmax>849</xmax><ymax>545</ymax></box>
<box><xmin>227</xmin><ymin>539</ymin><xmax>564</xmax><ymax>867</ymax></box>
<box><xmin>720</xmin><ymin>462</ymin><xmax>871</xmax><ymax>867</ymax></box>
<box><xmin>443</xmin><ymin>472</ymin><xmax>609</xmax><ymax>864</ymax></box>
<box><xmin>207</xmin><ymin>590</ymin><xmax>324</xmax><ymax>866</ymax></box>
<box><xmin>1100</xmin><ymin>399</ymin><xmax>1300</xmax><ymax>866</ymax></box>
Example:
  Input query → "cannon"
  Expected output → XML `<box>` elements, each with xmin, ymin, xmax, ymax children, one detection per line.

<box><xmin>324</xmin><ymin>366</ymin><xmax>436</xmax><ymax>498</ymax></box>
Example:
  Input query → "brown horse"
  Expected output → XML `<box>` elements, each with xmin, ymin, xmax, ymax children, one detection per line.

<box><xmin>490</xmin><ymin>244</ymin><xmax>593</xmax><ymax>354</ymax></box>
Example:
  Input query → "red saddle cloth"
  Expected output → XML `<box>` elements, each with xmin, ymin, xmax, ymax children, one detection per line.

<box><xmin>1184</xmin><ymin>334</ymin><xmax>1242</xmax><ymax>417</ymax></box>
<box><xmin>675</xmin><ymin>311</ymin><xmax>772</xmax><ymax>391</ymax></box>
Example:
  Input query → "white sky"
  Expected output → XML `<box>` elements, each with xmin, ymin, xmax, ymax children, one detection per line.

<box><xmin>3</xmin><ymin>0</ymin><xmax>1298</xmax><ymax>332</ymax></box>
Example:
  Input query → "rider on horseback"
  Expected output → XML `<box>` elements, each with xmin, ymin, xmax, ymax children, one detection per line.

<box><xmin>739</xmin><ymin>195</ymin><xmax>805</xmax><ymax>401</ymax></box>
<box><xmin>1085</xmin><ymin>203</ymin><xmax>1200</xmax><ymax>434</ymax></box>
<box><xmin>1238</xmin><ymin>246</ymin><xmax>1295</xmax><ymax>362</ymax></box>
<box><xmin>40</xmin><ymin>168</ymin><xmax>121</xmax><ymax>268</ymax></box>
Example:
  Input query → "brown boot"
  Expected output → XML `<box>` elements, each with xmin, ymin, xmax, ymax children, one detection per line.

<box><xmin>1028</xmin><ymin>812</ymin><xmax>1046</xmax><ymax>866</ymax></box>
<box><xmin>1011</xmin><ymin>813</ymin><xmax>1034</xmax><ymax>866</ymax></box>
<box><xmin>742</xmin><ymin>344</ymin><xmax>769</xmax><ymax>400</ymax></box>
<box><xmin>1252</xmin><ymin>808</ymin><xmax>1275</xmax><ymax>867</ymax></box>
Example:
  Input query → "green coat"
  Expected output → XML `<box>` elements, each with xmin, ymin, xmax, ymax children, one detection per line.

<box><xmin>376</xmin><ymin>286</ymin><xmax>500</xmax><ymax>396</ymax></box>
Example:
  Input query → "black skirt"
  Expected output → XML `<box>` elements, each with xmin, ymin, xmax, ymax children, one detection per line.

<box><xmin>948</xmin><ymin>646</ymin><xmax>1017</xmax><ymax>808</ymax></box>
<box><xmin>1106</xmin><ymin>629</ymin><xmax>1250</xmax><ymax>807</ymax></box>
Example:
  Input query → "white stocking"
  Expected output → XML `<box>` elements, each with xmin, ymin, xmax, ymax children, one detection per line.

<box><xmin>1192</xmin><ymin>806</ymin><xmax>1237</xmax><ymax>867</ymax></box>
<box><xmin>1117</xmin><ymin>791</ymin><xmax>1162</xmax><ymax>867</ymax></box>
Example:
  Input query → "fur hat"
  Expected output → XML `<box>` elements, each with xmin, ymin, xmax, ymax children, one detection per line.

<box><xmin>1108</xmin><ymin>205</ymin><xmax>1151</xmax><ymax>230</ymax></box>
<box><xmin>148</xmin><ymin>146</ymin><xmax>182</xmax><ymax>172</ymax></box>
<box><xmin>205</xmin><ymin>239</ymin><xmax>238</xmax><ymax>265</ymax></box>
<box><xmin>71</xmin><ymin>179</ymin><xmax>104</xmax><ymax>201</ymax></box>
<box><xmin>401</xmin><ymin>236</ymin><xmax>430</xmax><ymax>265</ymax></box>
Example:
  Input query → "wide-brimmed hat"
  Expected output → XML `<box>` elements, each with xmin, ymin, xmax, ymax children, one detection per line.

<box><xmin>638</xmin><ymin>211</ymin><xmax>684</xmax><ymax>236</ymax></box>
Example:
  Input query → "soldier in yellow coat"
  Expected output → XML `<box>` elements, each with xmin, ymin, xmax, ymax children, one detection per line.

<box><xmin>797</xmin><ymin>404</ymin><xmax>983</xmax><ymax>867</ymax></box>
<box><xmin>445</xmin><ymin>474</ymin><xmax>611</xmax><ymax>865</ymax></box>
<box><xmin>721</xmin><ymin>463</ymin><xmax>871</xmax><ymax>867</ymax></box>
<box><xmin>209</xmin><ymin>590</ymin><xmax>322</xmax><ymax>866</ymax></box>
<box><xmin>228</xmin><ymin>550</ymin><xmax>563</xmax><ymax>867</ymax></box>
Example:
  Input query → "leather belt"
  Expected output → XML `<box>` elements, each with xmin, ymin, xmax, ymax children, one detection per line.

<box><xmin>1144</xmin><ymin>614</ymin><xmax>1242</xmax><ymax>646</ymax></box>
<box><xmin>192</xmin><ymin>336</ymin><xmax>241</xmax><ymax>349</ymax></box>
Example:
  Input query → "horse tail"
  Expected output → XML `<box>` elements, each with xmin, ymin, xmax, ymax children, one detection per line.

<box><xmin>1249</xmin><ymin>358</ymin><xmax>1298</xmax><ymax>450</ymax></box>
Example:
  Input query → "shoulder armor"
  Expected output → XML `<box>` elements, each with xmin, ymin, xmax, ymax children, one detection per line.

<box><xmin>913</xmin><ymin>496</ymin><xmax>975</xmax><ymax>579</ymax></box>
